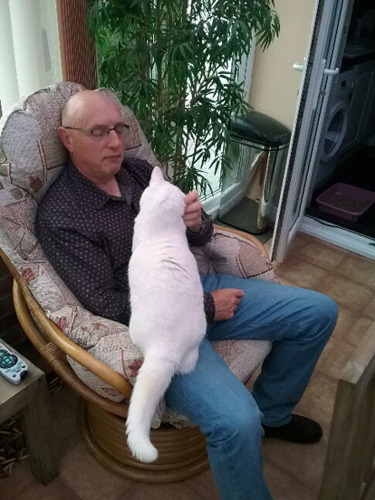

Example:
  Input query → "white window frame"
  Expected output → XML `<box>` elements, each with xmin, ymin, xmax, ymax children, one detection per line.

<box><xmin>202</xmin><ymin>50</ymin><xmax>256</xmax><ymax>216</ymax></box>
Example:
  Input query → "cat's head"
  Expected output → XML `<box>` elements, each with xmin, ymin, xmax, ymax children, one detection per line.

<box><xmin>139</xmin><ymin>166</ymin><xmax>185</xmax><ymax>217</ymax></box>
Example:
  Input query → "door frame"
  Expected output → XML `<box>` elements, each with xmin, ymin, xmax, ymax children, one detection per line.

<box><xmin>270</xmin><ymin>0</ymin><xmax>354</xmax><ymax>262</ymax></box>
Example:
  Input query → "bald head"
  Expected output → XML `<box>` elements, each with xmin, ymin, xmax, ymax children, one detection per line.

<box><xmin>57</xmin><ymin>88</ymin><xmax>126</xmax><ymax>186</ymax></box>
<box><xmin>61</xmin><ymin>89</ymin><xmax>123</xmax><ymax>128</ymax></box>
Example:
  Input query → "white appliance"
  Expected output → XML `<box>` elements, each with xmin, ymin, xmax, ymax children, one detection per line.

<box><xmin>314</xmin><ymin>68</ymin><xmax>356</xmax><ymax>187</ymax></box>
<box><xmin>353</xmin><ymin>59</ymin><xmax>375</xmax><ymax>143</ymax></box>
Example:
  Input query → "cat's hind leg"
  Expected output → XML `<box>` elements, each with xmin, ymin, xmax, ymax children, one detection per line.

<box><xmin>179</xmin><ymin>346</ymin><xmax>200</xmax><ymax>374</ymax></box>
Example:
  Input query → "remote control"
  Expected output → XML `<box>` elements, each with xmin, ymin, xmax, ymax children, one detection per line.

<box><xmin>0</xmin><ymin>342</ymin><xmax>28</xmax><ymax>384</ymax></box>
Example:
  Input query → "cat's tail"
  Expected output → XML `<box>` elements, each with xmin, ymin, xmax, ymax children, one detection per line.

<box><xmin>126</xmin><ymin>356</ymin><xmax>176</xmax><ymax>463</ymax></box>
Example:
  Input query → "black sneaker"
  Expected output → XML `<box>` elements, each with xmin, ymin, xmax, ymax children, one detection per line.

<box><xmin>263</xmin><ymin>415</ymin><xmax>323</xmax><ymax>444</ymax></box>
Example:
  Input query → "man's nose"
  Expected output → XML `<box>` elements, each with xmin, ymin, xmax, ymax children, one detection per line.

<box><xmin>107</xmin><ymin>129</ymin><xmax>123</xmax><ymax>147</ymax></box>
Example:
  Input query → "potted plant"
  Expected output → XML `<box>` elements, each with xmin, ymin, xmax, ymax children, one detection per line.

<box><xmin>88</xmin><ymin>0</ymin><xmax>279</xmax><ymax>195</ymax></box>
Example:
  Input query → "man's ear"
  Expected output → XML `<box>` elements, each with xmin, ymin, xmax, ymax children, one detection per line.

<box><xmin>58</xmin><ymin>126</ymin><xmax>74</xmax><ymax>153</ymax></box>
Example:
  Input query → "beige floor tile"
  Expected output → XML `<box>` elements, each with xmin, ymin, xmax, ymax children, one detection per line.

<box><xmin>122</xmin><ymin>481</ymin><xmax>205</xmax><ymax>499</ymax></box>
<box><xmin>295</xmin><ymin>238</ymin><xmax>346</xmax><ymax>271</ymax></box>
<box><xmin>294</xmin><ymin>372</ymin><xmax>338</xmax><ymax>432</ymax></box>
<box><xmin>344</xmin><ymin>315</ymin><xmax>374</xmax><ymax>346</ymax></box>
<box><xmin>336</xmin><ymin>254</ymin><xmax>375</xmax><ymax>290</ymax></box>
<box><xmin>9</xmin><ymin>477</ymin><xmax>82</xmax><ymax>500</ymax></box>
<box><xmin>289</xmin><ymin>233</ymin><xmax>316</xmax><ymax>253</ymax></box>
<box><xmin>184</xmin><ymin>470</ymin><xmax>220</xmax><ymax>500</ymax></box>
<box><xmin>331</xmin><ymin>306</ymin><xmax>360</xmax><ymax>340</ymax></box>
<box><xmin>264</xmin><ymin>460</ymin><xmax>318</xmax><ymax>500</ymax></box>
<box><xmin>316</xmin><ymin>336</ymin><xmax>356</xmax><ymax>380</ymax></box>
<box><xmin>276</xmin><ymin>257</ymin><xmax>329</xmax><ymax>290</ymax></box>
<box><xmin>316</xmin><ymin>274</ymin><xmax>374</xmax><ymax>312</ymax></box>
<box><xmin>262</xmin><ymin>366</ymin><xmax>334</xmax><ymax>494</ymax></box>
<box><xmin>60</xmin><ymin>441</ymin><xmax>134</xmax><ymax>500</ymax></box>
<box><xmin>263</xmin><ymin>437</ymin><xmax>325</xmax><ymax>493</ymax></box>
<box><xmin>363</xmin><ymin>295</ymin><xmax>375</xmax><ymax>319</ymax></box>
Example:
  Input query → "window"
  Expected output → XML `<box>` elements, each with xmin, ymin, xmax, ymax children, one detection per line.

<box><xmin>0</xmin><ymin>0</ymin><xmax>62</xmax><ymax>117</ymax></box>
<box><xmin>201</xmin><ymin>52</ymin><xmax>255</xmax><ymax>215</ymax></box>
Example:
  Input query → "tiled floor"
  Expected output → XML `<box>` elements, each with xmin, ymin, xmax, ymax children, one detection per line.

<box><xmin>2</xmin><ymin>231</ymin><xmax>375</xmax><ymax>499</ymax></box>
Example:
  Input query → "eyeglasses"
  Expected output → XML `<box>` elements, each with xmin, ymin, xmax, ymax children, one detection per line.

<box><xmin>63</xmin><ymin>122</ymin><xmax>129</xmax><ymax>138</ymax></box>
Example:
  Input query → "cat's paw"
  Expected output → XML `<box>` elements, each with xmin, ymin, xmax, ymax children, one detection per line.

<box><xmin>126</xmin><ymin>430</ymin><xmax>158</xmax><ymax>463</ymax></box>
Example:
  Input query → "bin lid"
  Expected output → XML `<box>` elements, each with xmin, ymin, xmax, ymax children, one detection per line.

<box><xmin>229</xmin><ymin>111</ymin><xmax>291</xmax><ymax>147</ymax></box>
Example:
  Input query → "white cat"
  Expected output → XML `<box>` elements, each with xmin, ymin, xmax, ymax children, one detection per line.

<box><xmin>126</xmin><ymin>166</ymin><xmax>207</xmax><ymax>463</ymax></box>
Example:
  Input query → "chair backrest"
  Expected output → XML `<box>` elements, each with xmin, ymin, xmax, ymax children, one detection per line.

<box><xmin>0</xmin><ymin>81</ymin><xmax>161</xmax><ymax>402</ymax></box>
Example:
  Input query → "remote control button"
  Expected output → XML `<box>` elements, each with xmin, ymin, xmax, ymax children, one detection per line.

<box><xmin>0</xmin><ymin>349</ymin><xmax>18</xmax><ymax>369</ymax></box>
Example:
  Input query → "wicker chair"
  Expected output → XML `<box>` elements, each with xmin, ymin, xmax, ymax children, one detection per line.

<box><xmin>0</xmin><ymin>82</ymin><xmax>276</xmax><ymax>482</ymax></box>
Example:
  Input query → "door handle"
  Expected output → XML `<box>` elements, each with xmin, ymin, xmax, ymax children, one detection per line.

<box><xmin>293</xmin><ymin>62</ymin><xmax>305</xmax><ymax>72</ymax></box>
<box><xmin>323</xmin><ymin>67</ymin><xmax>340</xmax><ymax>76</ymax></box>
<box><xmin>293</xmin><ymin>62</ymin><xmax>339</xmax><ymax>76</ymax></box>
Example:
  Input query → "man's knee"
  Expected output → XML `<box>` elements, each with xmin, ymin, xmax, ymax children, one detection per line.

<box><xmin>310</xmin><ymin>291</ymin><xmax>338</xmax><ymax>334</ymax></box>
<box><xmin>207</xmin><ymin>398</ymin><xmax>264</xmax><ymax>446</ymax></box>
<box><xmin>322</xmin><ymin>294</ymin><xmax>339</xmax><ymax>323</ymax></box>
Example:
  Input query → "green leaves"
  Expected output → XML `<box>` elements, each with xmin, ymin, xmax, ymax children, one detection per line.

<box><xmin>88</xmin><ymin>0</ymin><xmax>279</xmax><ymax>194</ymax></box>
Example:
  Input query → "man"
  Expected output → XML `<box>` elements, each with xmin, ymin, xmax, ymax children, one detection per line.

<box><xmin>36</xmin><ymin>89</ymin><xmax>338</xmax><ymax>500</ymax></box>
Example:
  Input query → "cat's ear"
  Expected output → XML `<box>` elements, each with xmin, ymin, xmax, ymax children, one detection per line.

<box><xmin>150</xmin><ymin>166</ymin><xmax>165</xmax><ymax>184</ymax></box>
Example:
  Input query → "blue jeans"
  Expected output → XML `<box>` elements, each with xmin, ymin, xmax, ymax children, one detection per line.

<box><xmin>165</xmin><ymin>274</ymin><xmax>338</xmax><ymax>500</ymax></box>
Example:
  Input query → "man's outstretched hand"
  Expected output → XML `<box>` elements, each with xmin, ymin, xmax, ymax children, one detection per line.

<box><xmin>211</xmin><ymin>288</ymin><xmax>245</xmax><ymax>320</ymax></box>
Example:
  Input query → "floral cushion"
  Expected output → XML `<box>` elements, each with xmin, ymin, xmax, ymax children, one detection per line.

<box><xmin>0</xmin><ymin>82</ymin><xmax>273</xmax><ymax>429</ymax></box>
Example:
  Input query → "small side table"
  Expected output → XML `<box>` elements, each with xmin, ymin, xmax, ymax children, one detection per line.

<box><xmin>0</xmin><ymin>339</ymin><xmax>58</xmax><ymax>484</ymax></box>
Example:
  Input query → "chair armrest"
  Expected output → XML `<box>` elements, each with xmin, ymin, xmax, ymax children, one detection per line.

<box><xmin>12</xmin><ymin>279</ymin><xmax>132</xmax><ymax>397</ymax></box>
<box><xmin>0</xmin><ymin>240</ymin><xmax>135</xmax><ymax>398</ymax></box>
<box><xmin>214</xmin><ymin>224</ymin><xmax>270</xmax><ymax>260</ymax></box>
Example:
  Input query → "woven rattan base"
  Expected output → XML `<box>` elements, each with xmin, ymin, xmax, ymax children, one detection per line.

<box><xmin>80</xmin><ymin>400</ymin><xmax>210</xmax><ymax>483</ymax></box>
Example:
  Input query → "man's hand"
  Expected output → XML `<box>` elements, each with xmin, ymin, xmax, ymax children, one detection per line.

<box><xmin>184</xmin><ymin>191</ymin><xmax>202</xmax><ymax>232</ymax></box>
<box><xmin>211</xmin><ymin>289</ymin><xmax>245</xmax><ymax>320</ymax></box>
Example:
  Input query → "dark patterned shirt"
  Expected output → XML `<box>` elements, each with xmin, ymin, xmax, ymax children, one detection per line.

<box><xmin>36</xmin><ymin>158</ymin><xmax>215</xmax><ymax>326</ymax></box>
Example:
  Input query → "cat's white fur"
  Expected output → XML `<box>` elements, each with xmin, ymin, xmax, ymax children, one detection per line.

<box><xmin>126</xmin><ymin>166</ymin><xmax>207</xmax><ymax>463</ymax></box>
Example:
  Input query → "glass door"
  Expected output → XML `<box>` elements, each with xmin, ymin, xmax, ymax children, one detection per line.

<box><xmin>270</xmin><ymin>0</ymin><xmax>354</xmax><ymax>262</ymax></box>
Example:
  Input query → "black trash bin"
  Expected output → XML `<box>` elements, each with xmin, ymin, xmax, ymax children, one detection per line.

<box><xmin>219</xmin><ymin>111</ymin><xmax>291</xmax><ymax>234</ymax></box>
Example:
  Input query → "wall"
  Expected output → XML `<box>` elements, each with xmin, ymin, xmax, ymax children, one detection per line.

<box><xmin>249</xmin><ymin>0</ymin><xmax>316</xmax><ymax>129</ymax></box>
